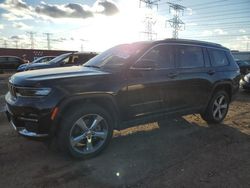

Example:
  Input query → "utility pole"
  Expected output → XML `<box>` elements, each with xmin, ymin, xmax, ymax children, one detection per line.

<box><xmin>166</xmin><ymin>2</ymin><xmax>186</xmax><ymax>39</ymax></box>
<box><xmin>139</xmin><ymin>0</ymin><xmax>160</xmax><ymax>41</ymax></box>
<box><xmin>80</xmin><ymin>39</ymin><xmax>87</xmax><ymax>52</ymax></box>
<box><xmin>26</xmin><ymin>31</ymin><xmax>36</xmax><ymax>49</ymax></box>
<box><xmin>44</xmin><ymin>33</ymin><xmax>52</xmax><ymax>50</ymax></box>
<box><xmin>14</xmin><ymin>40</ymin><xmax>19</xmax><ymax>48</ymax></box>
<box><xmin>4</xmin><ymin>40</ymin><xmax>7</xmax><ymax>48</ymax></box>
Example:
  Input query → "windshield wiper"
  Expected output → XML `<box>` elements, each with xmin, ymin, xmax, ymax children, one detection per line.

<box><xmin>84</xmin><ymin>65</ymin><xmax>100</xmax><ymax>69</ymax></box>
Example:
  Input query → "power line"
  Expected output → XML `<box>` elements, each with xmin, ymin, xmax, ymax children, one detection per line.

<box><xmin>183</xmin><ymin>11</ymin><xmax>250</xmax><ymax>21</ymax></box>
<box><xmin>191</xmin><ymin>1</ymin><xmax>250</xmax><ymax>11</ymax></box>
<box><xmin>185</xmin><ymin>16</ymin><xmax>250</xmax><ymax>23</ymax></box>
<box><xmin>158</xmin><ymin>1</ymin><xmax>250</xmax><ymax>14</ymax></box>
<box><xmin>185</xmin><ymin>21</ymin><xmax>250</xmax><ymax>27</ymax></box>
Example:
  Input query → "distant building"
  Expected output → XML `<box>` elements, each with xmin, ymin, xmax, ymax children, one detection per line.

<box><xmin>231</xmin><ymin>51</ymin><xmax>250</xmax><ymax>63</ymax></box>
<box><xmin>0</xmin><ymin>48</ymin><xmax>75</xmax><ymax>62</ymax></box>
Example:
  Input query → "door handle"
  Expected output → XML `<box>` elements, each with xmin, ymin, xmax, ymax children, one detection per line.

<box><xmin>167</xmin><ymin>72</ymin><xmax>178</xmax><ymax>78</ymax></box>
<box><xmin>207</xmin><ymin>69</ymin><xmax>215</xmax><ymax>75</ymax></box>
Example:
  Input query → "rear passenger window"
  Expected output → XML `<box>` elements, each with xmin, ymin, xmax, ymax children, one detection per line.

<box><xmin>8</xmin><ymin>57</ymin><xmax>19</xmax><ymax>63</ymax></box>
<box><xmin>140</xmin><ymin>45</ymin><xmax>175</xmax><ymax>69</ymax></box>
<box><xmin>176</xmin><ymin>45</ymin><xmax>204</xmax><ymax>68</ymax></box>
<box><xmin>208</xmin><ymin>49</ymin><xmax>229</xmax><ymax>67</ymax></box>
<box><xmin>0</xmin><ymin>57</ymin><xmax>7</xmax><ymax>63</ymax></box>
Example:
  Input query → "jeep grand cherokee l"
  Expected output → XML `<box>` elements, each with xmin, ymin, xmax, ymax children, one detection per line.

<box><xmin>5</xmin><ymin>39</ymin><xmax>240</xmax><ymax>158</ymax></box>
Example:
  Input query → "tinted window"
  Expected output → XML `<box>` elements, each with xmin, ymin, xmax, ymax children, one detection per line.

<box><xmin>176</xmin><ymin>45</ymin><xmax>204</xmax><ymax>68</ymax></box>
<box><xmin>208</xmin><ymin>49</ymin><xmax>229</xmax><ymax>67</ymax></box>
<box><xmin>8</xmin><ymin>57</ymin><xmax>19</xmax><ymax>63</ymax></box>
<box><xmin>0</xmin><ymin>57</ymin><xmax>7</xmax><ymax>63</ymax></box>
<box><xmin>140</xmin><ymin>44</ymin><xmax>175</xmax><ymax>69</ymax></box>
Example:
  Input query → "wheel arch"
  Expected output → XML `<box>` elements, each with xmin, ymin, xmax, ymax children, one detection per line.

<box><xmin>49</xmin><ymin>93</ymin><xmax>121</xmax><ymax>136</ymax></box>
<box><xmin>211</xmin><ymin>82</ymin><xmax>233</xmax><ymax>102</ymax></box>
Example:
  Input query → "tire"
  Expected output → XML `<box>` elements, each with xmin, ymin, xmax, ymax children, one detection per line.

<box><xmin>57</xmin><ymin>104</ymin><xmax>113</xmax><ymax>159</ymax></box>
<box><xmin>201</xmin><ymin>90</ymin><xmax>230</xmax><ymax>124</ymax></box>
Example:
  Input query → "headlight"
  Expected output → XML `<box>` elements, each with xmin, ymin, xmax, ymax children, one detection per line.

<box><xmin>16</xmin><ymin>87</ymin><xmax>51</xmax><ymax>97</ymax></box>
<box><xmin>244</xmin><ymin>75</ymin><xmax>250</xmax><ymax>82</ymax></box>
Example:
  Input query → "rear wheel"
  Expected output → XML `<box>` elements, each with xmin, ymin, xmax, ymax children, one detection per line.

<box><xmin>201</xmin><ymin>90</ymin><xmax>229</xmax><ymax>124</ymax></box>
<box><xmin>57</xmin><ymin>104</ymin><xmax>113</xmax><ymax>159</ymax></box>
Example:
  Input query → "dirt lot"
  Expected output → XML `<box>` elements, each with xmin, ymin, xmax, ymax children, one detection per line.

<box><xmin>0</xmin><ymin>74</ymin><xmax>249</xmax><ymax>188</ymax></box>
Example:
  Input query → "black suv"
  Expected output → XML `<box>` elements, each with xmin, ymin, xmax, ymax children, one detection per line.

<box><xmin>0</xmin><ymin>56</ymin><xmax>25</xmax><ymax>72</ymax></box>
<box><xmin>5</xmin><ymin>39</ymin><xmax>240</xmax><ymax>158</ymax></box>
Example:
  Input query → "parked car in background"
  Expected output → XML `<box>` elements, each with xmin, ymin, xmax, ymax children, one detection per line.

<box><xmin>240</xmin><ymin>73</ymin><xmax>250</xmax><ymax>91</ymax></box>
<box><xmin>235</xmin><ymin>59</ymin><xmax>250</xmax><ymax>75</ymax></box>
<box><xmin>17</xmin><ymin>56</ymin><xmax>55</xmax><ymax>72</ymax></box>
<box><xmin>17</xmin><ymin>52</ymin><xmax>97</xmax><ymax>72</ymax></box>
<box><xmin>5</xmin><ymin>39</ymin><xmax>240</xmax><ymax>159</ymax></box>
<box><xmin>0</xmin><ymin>56</ymin><xmax>24</xmax><ymax>73</ymax></box>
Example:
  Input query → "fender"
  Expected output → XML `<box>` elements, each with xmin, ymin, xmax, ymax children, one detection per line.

<box><xmin>49</xmin><ymin>92</ymin><xmax>122</xmax><ymax>136</ymax></box>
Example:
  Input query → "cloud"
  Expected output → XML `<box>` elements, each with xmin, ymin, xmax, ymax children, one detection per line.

<box><xmin>0</xmin><ymin>0</ymin><xmax>30</xmax><ymax>10</ymax></box>
<box><xmin>239</xmin><ymin>29</ymin><xmax>246</xmax><ymax>33</ymax></box>
<box><xmin>214</xmin><ymin>29</ymin><xmax>227</xmax><ymax>35</ymax></box>
<box><xmin>0</xmin><ymin>24</ymin><xmax>4</xmax><ymax>29</ymax></box>
<box><xmin>35</xmin><ymin>2</ymin><xmax>93</xmax><ymax>19</ymax></box>
<box><xmin>12</xmin><ymin>22</ymin><xmax>33</xmax><ymax>30</ymax></box>
<box><xmin>201</xmin><ymin>30</ymin><xmax>213</xmax><ymax>37</ymax></box>
<box><xmin>200</xmin><ymin>29</ymin><xmax>228</xmax><ymax>37</ymax></box>
<box><xmin>98</xmin><ymin>0</ymin><xmax>119</xmax><ymax>16</ymax></box>
<box><xmin>10</xmin><ymin>35</ymin><xmax>23</xmax><ymax>40</ymax></box>
<box><xmin>0</xmin><ymin>0</ymin><xmax>119</xmax><ymax>21</ymax></box>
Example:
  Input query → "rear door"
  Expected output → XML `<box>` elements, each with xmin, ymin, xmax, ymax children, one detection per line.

<box><xmin>174</xmin><ymin>45</ymin><xmax>212</xmax><ymax>110</ymax></box>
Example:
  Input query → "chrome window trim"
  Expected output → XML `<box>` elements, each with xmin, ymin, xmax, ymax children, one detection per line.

<box><xmin>130</xmin><ymin>42</ymin><xmax>228</xmax><ymax>70</ymax></box>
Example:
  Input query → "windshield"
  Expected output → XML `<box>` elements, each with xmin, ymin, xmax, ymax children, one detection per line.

<box><xmin>31</xmin><ymin>57</ymin><xmax>45</xmax><ymax>64</ymax></box>
<box><xmin>48</xmin><ymin>53</ymin><xmax>72</xmax><ymax>64</ymax></box>
<box><xmin>237</xmin><ymin>60</ymin><xmax>250</xmax><ymax>66</ymax></box>
<box><xmin>84</xmin><ymin>43</ymin><xmax>149</xmax><ymax>69</ymax></box>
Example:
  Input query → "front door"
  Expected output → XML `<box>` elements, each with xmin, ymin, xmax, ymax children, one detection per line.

<box><xmin>126</xmin><ymin>44</ymin><xmax>178</xmax><ymax>118</ymax></box>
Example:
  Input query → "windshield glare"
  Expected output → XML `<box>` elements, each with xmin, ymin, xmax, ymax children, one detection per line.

<box><xmin>48</xmin><ymin>53</ymin><xmax>71</xmax><ymax>64</ymax></box>
<box><xmin>84</xmin><ymin>43</ymin><xmax>148</xmax><ymax>69</ymax></box>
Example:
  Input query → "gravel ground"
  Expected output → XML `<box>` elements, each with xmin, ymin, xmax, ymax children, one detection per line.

<box><xmin>0</xmin><ymin>74</ymin><xmax>249</xmax><ymax>188</ymax></box>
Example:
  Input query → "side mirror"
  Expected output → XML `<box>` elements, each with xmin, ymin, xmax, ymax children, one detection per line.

<box><xmin>132</xmin><ymin>59</ymin><xmax>157</xmax><ymax>69</ymax></box>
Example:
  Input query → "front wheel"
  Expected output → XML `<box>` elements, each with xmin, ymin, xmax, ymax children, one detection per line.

<box><xmin>57</xmin><ymin>104</ymin><xmax>113</xmax><ymax>159</ymax></box>
<box><xmin>201</xmin><ymin>91</ymin><xmax>230</xmax><ymax>124</ymax></box>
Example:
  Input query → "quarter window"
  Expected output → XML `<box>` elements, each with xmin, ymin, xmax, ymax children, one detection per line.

<box><xmin>139</xmin><ymin>45</ymin><xmax>175</xmax><ymax>69</ymax></box>
<box><xmin>176</xmin><ymin>45</ymin><xmax>204</xmax><ymax>68</ymax></box>
<box><xmin>208</xmin><ymin>49</ymin><xmax>229</xmax><ymax>67</ymax></box>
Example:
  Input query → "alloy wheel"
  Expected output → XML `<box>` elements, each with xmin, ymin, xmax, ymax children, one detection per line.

<box><xmin>212</xmin><ymin>95</ymin><xmax>228</xmax><ymax>121</ymax></box>
<box><xmin>69</xmin><ymin>114</ymin><xmax>108</xmax><ymax>154</ymax></box>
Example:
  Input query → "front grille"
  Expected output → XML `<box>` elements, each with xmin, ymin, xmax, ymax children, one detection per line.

<box><xmin>8</xmin><ymin>83</ymin><xmax>17</xmax><ymax>98</ymax></box>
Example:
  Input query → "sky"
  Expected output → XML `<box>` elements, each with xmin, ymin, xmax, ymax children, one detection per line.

<box><xmin>0</xmin><ymin>0</ymin><xmax>249</xmax><ymax>52</ymax></box>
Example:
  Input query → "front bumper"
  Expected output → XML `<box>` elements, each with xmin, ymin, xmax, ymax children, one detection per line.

<box><xmin>5</xmin><ymin>92</ymin><xmax>58</xmax><ymax>138</ymax></box>
<box><xmin>8</xmin><ymin>116</ymin><xmax>48</xmax><ymax>137</ymax></box>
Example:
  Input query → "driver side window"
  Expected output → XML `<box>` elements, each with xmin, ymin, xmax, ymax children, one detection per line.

<box><xmin>138</xmin><ymin>44</ymin><xmax>175</xmax><ymax>69</ymax></box>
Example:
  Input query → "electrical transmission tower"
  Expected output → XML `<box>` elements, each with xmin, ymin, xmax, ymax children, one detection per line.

<box><xmin>44</xmin><ymin>33</ymin><xmax>52</xmax><ymax>50</ymax></box>
<box><xmin>26</xmin><ymin>31</ymin><xmax>36</xmax><ymax>49</ymax></box>
<box><xmin>139</xmin><ymin>0</ymin><xmax>160</xmax><ymax>41</ymax></box>
<box><xmin>166</xmin><ymin>2</ymin><xmax>186</xmax><ymax>39</ymax></box>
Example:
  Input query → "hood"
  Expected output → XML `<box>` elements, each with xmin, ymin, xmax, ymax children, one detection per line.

<box><xmin>25</xmin><ymin>62</ymin><xmax>52</xmax><ymax>70</ymax></box>
<box><xmin>10</xmin><ymin>66</ymin><xmax>109</xmax><ymax>86</ymax></box>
